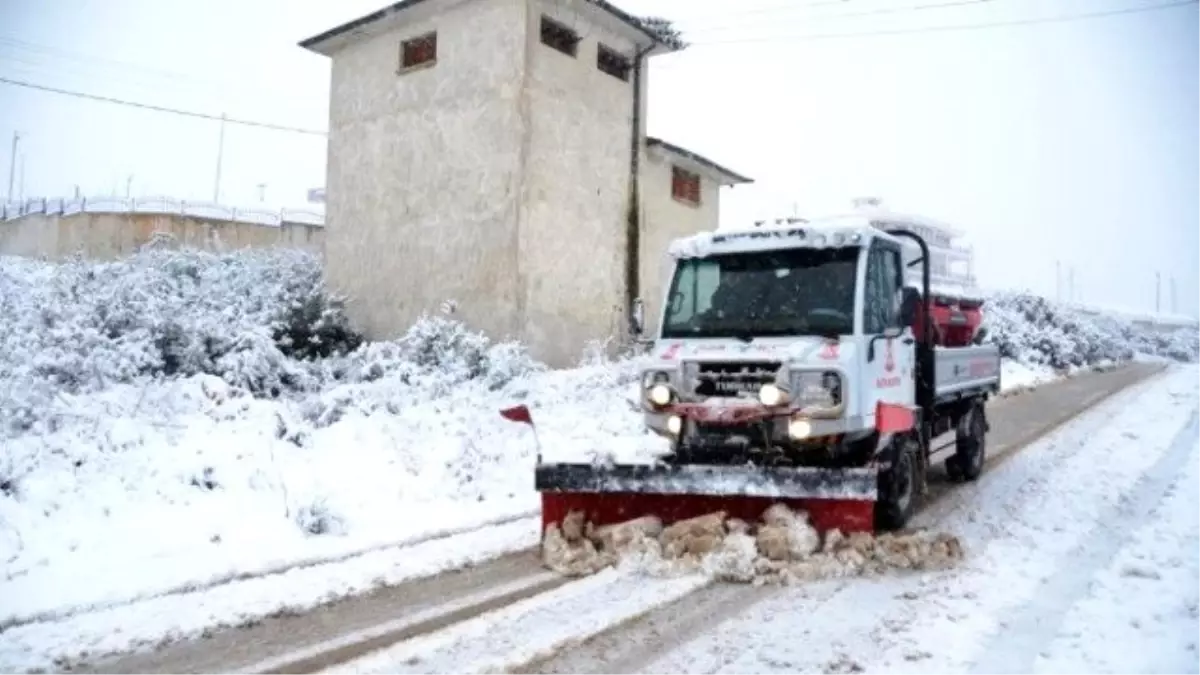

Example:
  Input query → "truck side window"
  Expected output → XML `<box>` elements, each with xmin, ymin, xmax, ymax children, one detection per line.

<box><xmin>666</xmin><ymin>260</ymin><xmax>721</xmax><ymax>324</ymax></box>
<box><xmin>883</xmin><ymin>248</ymin><xmax>903</xmax><ymax>329</ymax></box>
<box><xmin>695</xmin><ymin>263</ymin><xmax>720</xmax><ymax>315</ymax></box>
<box><xmin>865</xmin><ymin>245</ymin><xmax>901</xmax><ymax>333</ymax></box>
<box><xmin>669</xmin><ymin>263</ymin><xmax>697</xmax><ymax>323</ymax></box>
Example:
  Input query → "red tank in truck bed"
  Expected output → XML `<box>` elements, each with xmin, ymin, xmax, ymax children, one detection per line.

<box><xmin>909</xmin><ymin>288</ymin><xmax>985</xmax><ymax>347</ymax></box>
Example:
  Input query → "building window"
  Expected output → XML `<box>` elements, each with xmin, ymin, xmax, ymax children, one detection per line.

<box><xmin>400</xmin><ymin>31</ymin><xmax>437</xmax><ymax>70</ymax></box>
<box><xmin>540</xmin><ymin>16</ymin><xmax>579</xmax><ymax>57</ymax></box>
<box><xmin>671</xmin><ymin>166</ymin><xmax>701</xmax><ymax>206</ymax></box>
<box><xmin>596</xmin><ymin>43</ymin><xmax>631</xmax><ymax>81</ymax></box>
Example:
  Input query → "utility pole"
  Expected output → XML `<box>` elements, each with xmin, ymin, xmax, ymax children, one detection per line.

<box><xmin>17</xmin><ymin>153</ymin><xmax>25</xmax><ymax>202</ymax></box>
<box><xmin>256</xmin><ymin>183</ymin><xmax>267</xmax><ymax>203</ymax></box>
<box><xmin>1171</xmin><ymin>276</ymin><xmax>1177</xmax><ymax>314</ymax></box>
<box><xmin>1155</xmin><ymin>271</ymin><xmax>1161</xmax><ymax>314</ymax></box>
<box><xmin>213</xmin><ymin>113</ymin><xmax>226</xmax><ymax>203</ymax></box>
<box><xmin>1068</xmin><ymin>266</ymin><xmax>1075</xmax><ymax>303</ymax></box>
<box><xmin>125</xmin><ymin>174</ymin><xmax>134</xmax><ymax>199</ymax></box>
<box><xmin>6</xmin><ymin>131</ymin><xmax>19</xmax><ymax>202</ymax></box>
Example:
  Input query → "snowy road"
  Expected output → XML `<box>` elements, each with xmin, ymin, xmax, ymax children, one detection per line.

<box><xmin>28</xmin><ymin>362</ymin><xmax>1198</xmax><ymax>674</ymax></box>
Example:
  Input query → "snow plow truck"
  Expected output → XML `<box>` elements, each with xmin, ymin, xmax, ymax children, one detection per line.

<box><xmin>535</xmin><ymin>218</ymin><xmax>1001</xmax><ymax>536</ymax></box>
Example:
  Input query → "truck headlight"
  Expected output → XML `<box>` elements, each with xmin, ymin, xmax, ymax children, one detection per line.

<box><xmin>789</xmin><ymin>370</ymin><xmax>843</xmax><ymax>411</ymax></box>
<box><xmin>647</xmin><ymin>383</ymin><xmax>674</xmax><ymax>406</ymax></box>
<box><xmin>788</xmin><ymin>418</ymin><xmax>813</xmax><ymax>439</ymax></box>
<box><xmin>758</xmin><ymin>383</ymin><xmax>788</xmax><ymax>407</ymax></box>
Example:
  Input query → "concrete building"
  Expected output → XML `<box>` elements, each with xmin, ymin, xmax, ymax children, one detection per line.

<box><xmin>300</xmin><ymin>0</ymin><xmax>751</xmax><ymax>366</ymax></box>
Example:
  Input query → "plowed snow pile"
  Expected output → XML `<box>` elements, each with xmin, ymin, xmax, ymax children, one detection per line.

<box><xmin>542</xmin><ymin>505</ymin><xmax>963</xmax><ymax>585</ymax></box>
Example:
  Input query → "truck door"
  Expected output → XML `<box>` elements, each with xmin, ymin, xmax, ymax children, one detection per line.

<box><xmin>862</xmin><ymin>239</ymin><xmax>915</xmax><ymax>415</ymax></box>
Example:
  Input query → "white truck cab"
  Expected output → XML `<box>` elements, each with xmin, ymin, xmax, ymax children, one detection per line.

<box><xmin>534</xmin><ymin>217</ymin><xmax>1000</xmax><ymax>534</ymax></box>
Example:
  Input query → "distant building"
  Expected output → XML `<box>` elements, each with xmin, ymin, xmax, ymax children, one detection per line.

<box><xmin>306</xmin><ymin>188</ymin><xmax>326</xmax><ymax>204</ymax></box>
<box><xmin>850</xmin><ymin>199</ymin><xmax>977</xmax><ymax>292</ymax></box>
<box><xmin>752</xmin><ymin>198</ymin><xmax>978</xmax><ymax>292</ymax></box>
<box><xmin>300</xmin><ymin>0</ymin><xmax>751</xmax><ymax>366</ymax></box>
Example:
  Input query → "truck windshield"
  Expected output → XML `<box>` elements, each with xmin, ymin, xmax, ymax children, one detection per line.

<box><xmin>661</xmin><ymin>247</ymin><xmax>858</xmax><ymax>339</ymax></box>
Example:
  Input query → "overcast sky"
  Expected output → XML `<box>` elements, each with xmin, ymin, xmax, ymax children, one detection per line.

<box><xmin>1</xmin><ymin>0</ymin><xmax>1197</xmax><ymax>317</ymax></box>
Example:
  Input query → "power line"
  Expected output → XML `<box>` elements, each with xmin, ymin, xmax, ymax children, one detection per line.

<box><xmin>0</xmin><ymin>35</ymin><xmax>323</xmax><ymax>103</ymax></box>
<box><xmin>686</xmin><ymin>0</ymin><xmax>1198</xmax><ymax>46</ymax></box>
<box><xmin>0</xmin><ymin>76</ymin><xmax>327</xmax><ymax>136</ymax></box>
<box><xmin>683</xmin><ymin>0</ymin><xmax>994</xmax><ymax>36</ymax></box>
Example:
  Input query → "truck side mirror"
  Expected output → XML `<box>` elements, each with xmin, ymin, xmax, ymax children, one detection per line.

<box><xmin>899</xmin><ymin>287</ymin><xmax>920</xmax><ymax>327</ymax></box>
<box><xmin>630</xmin><ymin>298</ymin><xmax>645</xmax><ymax>337</ymax></box>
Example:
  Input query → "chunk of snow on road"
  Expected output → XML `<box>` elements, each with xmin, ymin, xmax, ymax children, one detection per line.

<box><xmin>541</xmin><ymin>506</ymin><xmax>964</xmax><ymax>585</ymax></box>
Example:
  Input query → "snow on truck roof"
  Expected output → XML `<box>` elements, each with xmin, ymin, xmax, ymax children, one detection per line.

<box><xmin>668</xmin><ymin>216</ymin><xmax>903</xmax><ymax>259</ymax></box>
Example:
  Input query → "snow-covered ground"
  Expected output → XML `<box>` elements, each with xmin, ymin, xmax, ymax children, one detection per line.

<box><xmin>302</xmin><ymin>364</ymin><xmax>1198</xmax><ymax>675</ymax></box>
<box><xmin>165</xmin><ymin>363</ymin><xmax>1192</xmax><ymax>675</ymax></box>
<box><xmin>0</xmin><ymin>249</ymin><xmax>1196</xmax><ymax>671</ymax></box>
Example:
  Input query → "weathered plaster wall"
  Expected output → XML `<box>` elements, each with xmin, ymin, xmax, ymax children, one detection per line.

<box><xmin>637</xmin><ymin>150</ymin><xmax>722</xmax><ymax>335</ymax></box>
<box><xmin>515</xmin><ymin>0</ymin><xmax>645</xmax><ymax>366</ymax></box>
<box><xmin>324</xmin><ymin>0</ymin><xmax>528</xmax><ymax>343</ymax></box>
<box><xmin>0</xmin><ymin>213</ymin><xmax>323</xmax><ymax>260</ymax></box>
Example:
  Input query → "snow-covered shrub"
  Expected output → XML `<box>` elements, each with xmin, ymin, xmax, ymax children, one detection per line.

<box><xmin>294</xmin><ymin>498</ymin><xmax>346</xmax><ymax>537</ymax></box>
<box><xmin>982</xmin><ymin>291</ymin><xmax>1197</xmax><ymax>368</ymax></box>
<box><xmin>0</xmin><ymin>249</ymin><xmax>360</xmax><ymax>403</ymax></box>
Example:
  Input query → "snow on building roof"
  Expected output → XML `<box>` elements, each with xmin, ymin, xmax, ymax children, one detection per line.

<box><xmin>300</xmin><ymin>0</ymin><xmax>672</xmax><ymax>56</ymax></box>
<box><xmin>645</xmin><ymin>137</ymin><xmax>753</xmax><ymax>186</ymax></box>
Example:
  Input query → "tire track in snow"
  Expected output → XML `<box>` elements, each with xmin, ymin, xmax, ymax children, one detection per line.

<box><xmin>0</xmin><ymin>509</ymin><xmax>539</xmax><ymax>633</ymax></box>
<box><xmin>968</xmin><ymin>410</ymin><xmax>1200</xmax><ymax>674</ymax></box>
<box><xmin>24</xmin><ymin>523</ymin><xmax>541</xmax><ymax>674</ymax></box>
<box><xmin>241</xmin><ymin>570</ymin><xmax>571</xmax><ymax>674</ymax></box>
<box><xmin>321</xmin><ymin>568</ymin><xmax>713</xmax><ymax>674</ymax></box>
<box><xmin>527</xmin><ymin>363</ymin><xmax>1164</xmax><ymax>674</ymax></box>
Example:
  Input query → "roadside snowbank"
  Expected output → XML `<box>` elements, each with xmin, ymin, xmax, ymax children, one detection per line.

<box><xmin>0</xmin><ymin>249</ymin><xmax>1195</xmax><ymax>636</ymax></box>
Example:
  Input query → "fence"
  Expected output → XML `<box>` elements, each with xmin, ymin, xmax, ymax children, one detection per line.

<box><xmin>1</xmin><ymin>195</ymin><xmax>325</xmax><ymax>228</ymax></box>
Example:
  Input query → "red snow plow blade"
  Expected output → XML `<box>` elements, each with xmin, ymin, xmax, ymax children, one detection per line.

<box><xmin>535</xmin><ymin>463</ymin><xmax>877</xmax><ymax>534</ymax></box>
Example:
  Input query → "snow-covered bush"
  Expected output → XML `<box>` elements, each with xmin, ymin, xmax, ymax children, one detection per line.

<box><xmin>983</xmin><ymin>291</ymin><xmax>1198</xmax><ymax>368</ymax></box>
<box><xmin>0</xmin><ymin>249</ymin><xmax>549</xmax><ymax>442</ymax></box>
<box><xmin>0</xmin><ymin>249</ymin><xmax>360</xmax><ymax>399</ymax></box>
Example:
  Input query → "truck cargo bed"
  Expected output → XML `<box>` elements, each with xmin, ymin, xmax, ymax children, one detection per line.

<box><xmin>933</xmin><ymin>344</ymin><xmax>1001</xmax><ymax>401</ymax></box>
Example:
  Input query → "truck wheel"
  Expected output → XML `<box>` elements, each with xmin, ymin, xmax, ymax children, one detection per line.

<box><xmin>876</xmin><ymin>436</ymin><xmax>918</xmax><ymax>531</ymax></box>
<box><xmin>951</xmin><ymin>403</ymin><xmax>986</xmax><ymax>482</ymax></box>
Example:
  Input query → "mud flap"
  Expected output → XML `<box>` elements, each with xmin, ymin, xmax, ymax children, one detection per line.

<box><xmin>536</xmin><ymin>462</ymin><xmax>878</xmax><ymax>534</ymax></box>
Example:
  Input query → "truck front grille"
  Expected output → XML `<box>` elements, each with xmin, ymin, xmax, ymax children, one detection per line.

<box><xmin>688</xmin><ymin>360</ymin><xmax>782</xmax><ymax>398</ymax></box>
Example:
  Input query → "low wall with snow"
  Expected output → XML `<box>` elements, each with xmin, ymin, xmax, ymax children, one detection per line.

<box><xmin>0</xmin><ymin>211</ymin><xmax>324</xmax><ymax>261</ymax></box>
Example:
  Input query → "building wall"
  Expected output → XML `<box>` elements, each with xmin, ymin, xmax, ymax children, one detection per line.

<box><xmin>515</xmin><ymin>0</ymin><xmax>646</xmax><ymax>366</ymax></box>
<box><xmin>0</xmin><ymin>212</ymin><xmax>323</xmax><ymax>260</ymax></box>
<box><xmin>637</xmin><ymin>151</ymin><xmax>721</xmax><ymax>335</ymax></box>
<box><xmin>320</xmin><ymin>0</ymin><xmax>713</xmax><ymax>366</ymax></box>
<box><xmin>324</xmin><ymin>0</ymin><xmax>529</xmax><ymax>344</ymax></box>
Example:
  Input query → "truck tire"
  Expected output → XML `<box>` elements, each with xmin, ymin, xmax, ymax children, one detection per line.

<box><xmin>876</xmin><ymin>435</ymin><xmax>918</xmax><ymax>530</ymax></box>
<box><xmin>947</xmin><ymin>402</ymin><xmax>986</xmax><ymax>482</ymax></box>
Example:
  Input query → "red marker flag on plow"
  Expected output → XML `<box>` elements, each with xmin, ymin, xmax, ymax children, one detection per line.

<box><xmin>499</xmin><ymin>404</ymin><xmax>534</xmax><ymax>425</ymax></box>
<box><xmin>499</xmin><ymin>404</ymin><xmax>543</xmax><ymax>463</ymax></box>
